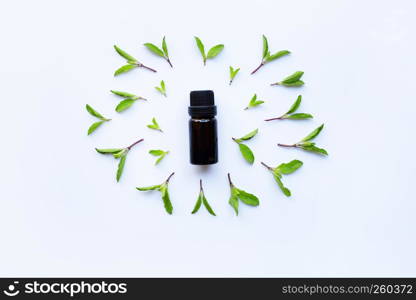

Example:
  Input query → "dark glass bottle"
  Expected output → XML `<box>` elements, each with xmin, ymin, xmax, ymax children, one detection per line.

<box><xmin>188</xmin><ymin>90</ymin><xmax>218</xmax><ymax>165</ymax></box>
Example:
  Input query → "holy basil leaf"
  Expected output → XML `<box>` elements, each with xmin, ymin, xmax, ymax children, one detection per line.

<box><xmin>86</xmin><ymin>104</ymin><xmax>104</xmax><ymax>119</ymax></box>
<box><xmin>116</xmin><ymin>154</ymin><xmax>127</xmax><ymax>182</ymax></box>
<box><xmin>281</xmin><ymin>71</ymin><xmax>304</xmax><ymax>84</ymax></box>
<box><xmin>266</xmin><ymin>50</ymin><xmax>290</xmax><ymax>62</ymax></box>
<box><xmin>147</xmin><ymin>117</ymin><xmax>162</xmax><ymax>131</ymax></box>
<box><xmin>112</xmin><ymin>149</ymin><xmax>128</xmax><ymax>159</ymax></box>
<box><xmin>239</xmin><ymin>128</ymin><xmax>258</xmax><ymax>141</ymax></box>
<box><xmin>160</xmin><ymin>184</ymin><xmax>173</xmax><ymax>214</ymax></box>
<box><xmin>162</xmin><ymin>36</ymin><xmax>168</xmax><ymax>56</ymax></box>
<box><xmin>194</xmin><ymin>36</ymin><xmax>206</xmax><ymax>60</ymax></box>
<box><xmin>149</xmin><ymin>150</ymin><xmax>165</xmax><ymax>156</ymax></box>
<box><xmin>207</xmin><ymin>44</ymin><xmax>224</xmax><ymax>59</ymax></box>
<box><xmin>229</xmin><ymin>187</ymin><xmax>239</xmax><ymax>216</ymax></box>
<box><xmin>110</xmin><ymin>90</ymin><xmax>137</xmax><ymax>98</ymax></box>
<box><xmin>286</xmin><ymin>95</ymin><xmax>302</xmax><ymax>114</ymax></box>
<box><xmin>237</xmin><ymin>189</ymin><xmax>259</xmax><ymax>206</ymax></box>
<box><xmin>95</xmin><ymin>148</ymin><xmax>123</xmax><ymax>154</ymax></box>
<box><xmin>301</xmin><ymin>124</ymin><xmax>324</xmax><ymax>142</ymax></box>
<box><xmin>262</xmin><ymin>35</ymin><xmax>269</xmax><ymax>59</ymax></box>
<box><xmin>192</xmin><ymin>192</ymin><xmax>203</xmax><ymax>214</ymax></box>
<box><xmin>114</xmin><ymin>45</ymin><xmax>137</xmax><ymax>62</ymax></box>
<box><xmin>88</xmin><ymin>121</ymin><xmax>104</xmax><ymax>135</ymax></box>
<box><xmin>276</xmin><ymin>160</ymin><xmax>303</xmax><ymax>175</ymax></box>
<box><xmin>229</xmin><ymin>66</ymin><xmax>240</xmax><ymax>85</ymax></box>
<box><xmin>143</xmin><ymin>43</ymin><xmax>164</xmax><ymax>57</ymax></box>
<box><xmin>155</xmin><ymin>155</ymin><xmax>166</xmax><ymax>165</ymax></box>
<box><xmin>202</xmin><ymin>194</ymin><xmax>216</xmax><ymax>216</ymax></box>
<box><xmin>300</xmin><ymin>145</ymin><xmax>328</xmax><ymax>155</ymax></box>
<box><xmin>136</xmin><ymin>185</ymin><xmax>161</xmax><ymax>191</ymax></box>
<box><xmin>273</xmin><ymin>174</ymin><xmax>291</xmax><ymax>197</ymax></box>
<box><xmin>114</xmin><ymin>64</ymin><xmax>137</xmax><ymax>76</ymax></box>
<box><xmin>281</xmin><ymin>80</ymin><xmax>304</xmax><ymax>87</ymax></box>
<box><xmin>286</xmin><ymin>113</ymin><xmax>313</xmax><ymax>120</ymax></box>
<box><xmin>238</xmin><ymin>143</ymin><xmax>254</xmax><ymax>164</ymax></box>
<box><xmin>115</xmin><ymin>99</ymin><xmax>135</xmax><ymax>112</ymax></box>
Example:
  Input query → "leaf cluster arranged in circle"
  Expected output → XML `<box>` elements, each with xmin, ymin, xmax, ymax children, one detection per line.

<box><xmin>86</xmin><ymin>35</ymin><xmax>328</xmax><ymax>216</ymax></box>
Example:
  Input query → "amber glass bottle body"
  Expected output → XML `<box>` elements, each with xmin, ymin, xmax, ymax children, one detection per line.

<box><xmin>188</xmin><ymin>90</ymin><xmax>218</xmax><ymax>165</ymax></box>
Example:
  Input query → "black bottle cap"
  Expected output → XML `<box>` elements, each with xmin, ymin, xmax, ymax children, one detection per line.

<box><xmin>188</xmin><ymin>90</ymin><xmax>217</xmax><ymax>118</ymax></box>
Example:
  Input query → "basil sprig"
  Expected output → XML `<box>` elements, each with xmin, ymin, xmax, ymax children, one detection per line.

<box><xmin>96</xmin><ymin>138</ymin><xmax>144</xmax><ymax>182</ymax></box>
<box><xmin>232</xmin><ymin>129</ymin><xmax>258</xmax><ymax>164</ymax></box>
<box><xmin>136</xmin><ymin>172</ymin><xmax>175</xmax><ymax>215</ymax></box>
<box><xmin>265</xmin><ymin>95</ymin><xmax>312</xmax><ymax>121</ymax></box>
<box><xmin>251</xmin><ymin>35</ymin><xmax>290</xmax><ymax>74</ymax></box>
<box><xmin>261</xmin><ymin>160</ymin><xmax>303</xmax><ymax>197</ymax></box>
<box><xmin>191</xmin><ymin>180</ymin><xmax>216</xmax><ymax>216</ymax></box>
<box><xmin>86</xmin><ymin>104</ymin><xmax>111</xmax><ymax>135</ymax></box>
<box><xmin>144</xmin><ymin>36</ymin><xmax>173</xmax><ymax>67</ymax></box>
<box><xmin>113</xmin><ymin>45</ymin><xmax>157</xmax><ymax>76</ymax></box>
<box><xmin>227</xmin><ymin>173</ymin><xmax>259</xmax><ymax>216</ymax></box>
<box><xmin>278</xmin><ymin>124</ymin><xmax>328</xmax><ymax>155</ymax></box>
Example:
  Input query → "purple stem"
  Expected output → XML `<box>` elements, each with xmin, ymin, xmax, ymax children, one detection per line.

<box><xmin>251</xmin><ymin>62</ymin><xmax>264</xmax><ymax>74</ymax></box>
<box><xmin>127</xmin><ymin>138</ymin><xmax>144</xmax><ymax>150</ymax></box>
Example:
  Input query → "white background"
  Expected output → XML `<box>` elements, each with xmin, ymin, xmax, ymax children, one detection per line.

<box><xmin>0</xmin><ymin>0</ymin><xmax>415</xmax><ymax>277</ymax></box>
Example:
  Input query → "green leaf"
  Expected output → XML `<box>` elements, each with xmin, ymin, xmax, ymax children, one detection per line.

<box><xmin>149</xmin><ymin>150</ymin><xmax>165</xmax><ymax>156</ymax></box>
<box><xmin>247</xmin><ymin>100</ymin><xmax>264</xmax><ymax>109</ymax></box>
<box><xmin>281</xmin><ymin>71</ymin><xmax>304</xmax><ymax>84</ymax></box>
<box><xmin>207</xmin><ymin>44</ymin><xmax>224</xmax><ymax>59</ymax></box>
<box><xmin>191</xmin><ymin>192</ymin><xmax>203</xmax><ymax>214</ymax></box>
<box><xmin>160</xmin><ymin>184</ymin><xmax>173</xmax><ymax>214</ymax></box>
<box><xmin>110</xmin><ymin>90</ymin><xmax>137</xmax><ymax>98</ymax></box>
<box><xmin>114</xmin><ymin>45</ymin><xmax>137</xmax><ymax>62</ymax></box>
<box><xmin>112</xmin><ymin>148</ymin><xmax>127</xmax><ymax>159</ymax></box>
<box><xmin>116</xmin><ymin>154</ymin><xmax>127</xmax><ymax>182</ymax></box>
<box><xmin>229</xmin><ymin>187</ymin><xmax>239</xmax><ymax>216</ymax></box>
<box><xmin>301</xmin><ymin>124</ymin><xmax>324</xmax><ymax>142</ymax></box>
<box><xmin>239</xmin><ymin>128</ymin><xmax>258</xmax><ymax>141</ymax></box>
<box><xmin>95</xmin><ymin>148</ymin><xmax>123</xmax><ymax>154</ymax></box>
<box><xmin>229</xmin><ymin>66</ymin><xmax>240</xmax><ymax>82</ymax></box>
<box><xmin>114</xmin><ymin>64</ymin><xmax>137</xmax><ymax>76</ymax></box>
<box><xmin>286</xmin><ymin>113</ymin><xmax>313</xmax><ymax>120</ymax></box>
<box><xmin>245</xmin><ymin>94</ymin><xmax>264</xmax><ymax>109</ymax></box>
<box><xmin>149</xmin><ymin>150</ymin><xmax>168</xmax><ymax>165</ymax></box>
<box><xmin>273</xmin><ymin>174</ymin><xmax>291</xmax><ymax>196</ymax></box>
<box><xmin>202</xmin><ymin>194</ymin><xmax>216</xmax><ymax>216</ymax></box>
<box><xmin>300</xmin><ymin>144</ymin><xmax>328</xmax><ymax>155</ymax></box>
<box><xmin>143</xmin><ymin>43</ymin><xmax>164</xmax><ymax>57</ymax></box>
<box><xmin>115</xmin><ymin>99</ymin><xmax>136</xmax><ymax>112</ymax></box>
<box><xmin>280</xmin><ymin>80</ymin><xmax>304</xmax><ymax>87</ymax></box>
<box><xmin>237</xmin><ymin>189</ymin><xmax>259</xmax><ymax>206</ymax></box>
<box><xmin>86</xmin><ymin>104</ymin><xmax>105</xmax><ymax>120</ymax></box>
<box><xmin>87</xmin><ymin>121</ymin><xmax>104</xmax><ymax>135</ymax></box>
<box><xmin>194</xmin><ymin>36</ymin><xmax>206</xmax><ymax>61</ymax></box>
<box><xmin>147</xmin><ymin>117</ymin><xmax>161</xmax><ymax>131</ymax></box>
<box><xmin>262</xmin><ymin>35</ymin><xmax>269</xmax><ymax>59</ymax></box>
<box><xmin>238</xmin><ymin>143</ymin><xmax>255</xmax><ymax>164</ymax></box>
<box><xmin>286</xmin><ymin>95</ymin><xmax>302</xmax><ymax>114</ymax></box>
<box><xmin>155</xmin><ymin>80</ymin><xmax>166</xmax><ymax>96</ymax></box>
<box><xmin>155</xmin><ymin>155</ymin><xmax>166</xmax><ymax>165</ymax></box>
<box><xmin>162</xmin><ymin>36</ymin><xmax>168</xmax><ymax>56</ymax></box>
<box><xmin>136</xmin><ymin>185</ymin><xmax>161</xmax><ymax>191</ymax></box>
<box><xmin>276</xmin><ymin>160</ymin><xmax>303</xmax><ymax>175</ymax></box>
<box><xmin>265</xmin><ymin>50</ymin><xmax>290</xmax><ymax>62</ymax></box>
